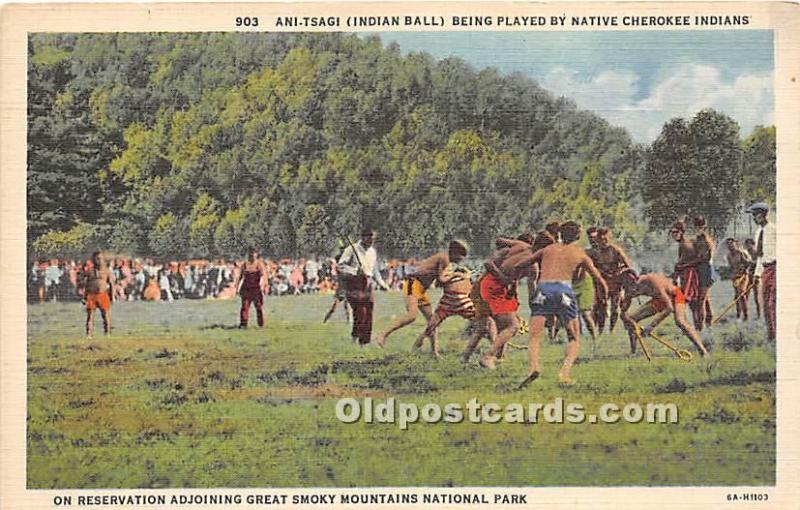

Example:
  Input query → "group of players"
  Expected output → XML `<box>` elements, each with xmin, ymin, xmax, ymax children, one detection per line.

<box><xmin>77</xmin><ymin>203</ymin><xmax>776</xmax><ymax>387</ymax></box>
<box><xmin>330</xmin><ymin>204</ymin><xmax>776</xmax><ymax>387</ymax></box>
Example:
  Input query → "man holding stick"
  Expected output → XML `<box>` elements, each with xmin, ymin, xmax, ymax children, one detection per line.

<box><xmin>619</xmin><ymin>270</ymin><xmax>709</xmax><ymax>357</ymax></box>
<box><xmin>338</xmin><ymin>229</ymin><xmax>389</xmax><ymax>345</ymax></box>
<box><xmin>725</xmin><ymin>238</ymin><xmax>752</xmax><ymax>321</ymax></box>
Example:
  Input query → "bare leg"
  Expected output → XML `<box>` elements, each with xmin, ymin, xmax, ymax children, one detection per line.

<box><xmin>100</xmin><ymin>308</ymin><xmax>111</xmax><ymax>335</ymax></box>
<box><xmin>623</xmin><ymin>302</ymin><xmax>658</xmax><ymax>354</ymax></box>
<box><xmin>559</xmin><ymin>318</ymin><xmax>582</xmax><ymax>384</ymax></box>
<box><xmin>323</xmin><ymin>298</ymin><xmax>339</xmax><ymax>323</ymax></box>
<box><xmin>481</xmin><ymin>313</ymin><xmax>519</xmax><ymax>369</ymax></box>
<box><xmin>418</xmin><ymin>304</ymin><xmax>438</xmax><ymax>356</ymax></box>
<box><xmin>377</xmin><ymin>295</ymin><xmax>420</xmax><ymax>346</ymax></box>
<box><xmin>674</xmin><ymin>302</ymin><xmax>709</xmax><ymax>356</ymax></box>
<box><xmin>85</xmin><ymin>309</ymin><xmax>94</xmax><ymax>338</ymax></box>
<box><xmin>609</xmin><ymin>292</ymin><xmax>621</xmax><ymax>333</ymax></box>
<box><xmin>518</xmin><ymin>315</ymin><xmax>546</xmax><ymax>388</ymax></box>
<box><xmin>690</xmin><ymin>300</ymin><xmax>703</xmax><ymax>332</ymax></box>
<box><xmin>752</xmin><ymin>276</ymin><xmax>762</xmax><ymax>319</ymax></box>
<box><xmin>703</xmin><ymin>291</ymin><xmax>713</xmax><ymax>328</ymax></box>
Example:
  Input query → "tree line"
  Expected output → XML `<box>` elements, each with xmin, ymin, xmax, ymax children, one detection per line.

<box><xmin>27</xmin><ymin>33</ymin><xmax>775</xmax><ymax>260</ymax></box>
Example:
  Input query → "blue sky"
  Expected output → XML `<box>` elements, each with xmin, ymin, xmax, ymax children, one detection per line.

<box><xmin>374</xmin><ymin>31</ymin><xmax>774</xmax><ymax>142</ymax></box>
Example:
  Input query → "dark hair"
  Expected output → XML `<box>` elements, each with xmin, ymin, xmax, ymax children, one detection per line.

<box><xmin>725</xmin><ymin>238</ymin><xmax>736</xmax><ymax>243</ymax></box>
<box><xmin>620</xmin><ymin>268</ymin><xmax>639</xmax><ymax>287</ymax></box>
<box><xmin>448</xmin><ymin>240</ymin><xmax>468</xmax><ymax>258</ymax></box>
<box><xmin>597</xmin><ymin>227</ymin><xmax>609</xmax><ymax>236</ymax></box>
<box><xmin>361</xmin><ymin>229</ymin><xmax>375</xmax><ymax>237</ymax></box>
<box><xmin>586</xmin><ymin>227</ymin><xmax>598</xmax><ymax>236</ymax></box>
<box><xmin>560</xmin><ymin>221</ymin><xmax>581</xmax><ymax>243</ymax></box>
<box><xmin>744</xmin><ymin>238</ymin><xmax>756</xmax><ymax>246</ymax></box>
<box><xmin>545</xmin><ymin>222</ymin><xmax>560</xmax><ymax>237</ymax></box>
<box><xmin>531</xmin><ymin>232</ymin><xmax>555</xmax><ymax>252</ymax></box>
<box><xmin>671</xmin><ymin>217</ymin><xmax>687</xmax><ymax>233</ymax></box>
<box><xmin>516</xmin><ymin>232</ymin><xmax>535</xmax><ymax>245</ymax></box>
<box><xmin>693</xmin><ymin>215</ymin><xmax>707</xmax><ymax>228</ymax></box>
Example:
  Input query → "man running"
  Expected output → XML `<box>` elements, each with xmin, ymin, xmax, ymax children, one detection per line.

<box><xmin>589</xmin><ymin>228</ymin><xmax>632</xmax><ymax>333</ymax></box>
<box><xmin>78</xmin><ymin>252</ymin><xmax>115</xmax><ymax>338</ymax></box>
<box><xmin>748</xmin><ymin>203</ymin><xmax>776</xmax><ymax>341</ymax></box>
<box><xmin>725</xmin><ymin>238</ymin><xmax>752</xmax><ymax>321</ymax></box>
<box><xmin>475</xmin><ymin>233</ymin><xmax>541</xmax><ymax>368</ymax></box>
<box><xmin>519</xmin><ymin>221</ymin><xmax>607</xmax><ymax>386</ymax></box>
<box><xmin>339</xmin><ymin>230</ymin><xmax>389</xmax><ymax>345</ymax></box>
<box><xmin>236</xmin><ymin>248</ymin><xmax>267</xmax><ymax>328</ymax></box>
<box><xmin>376</xmin><ymin>240</ymin><xmax>468</xmax><ymax>347</ymax></box>
<box><xmin>413</xmin><ymin>264</ymin><xmax>475</xmax><ymax>358</ymax></box>
<box><xmin>619</xmin><ymin>269</ymin><xmax>709</xmax><ymax>357</ymax></box>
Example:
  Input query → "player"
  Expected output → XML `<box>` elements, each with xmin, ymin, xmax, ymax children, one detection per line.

<box><xmin>519</xmin><ymin>221</ymin><xmax>608</xmax><ymax>386</ymax></box>
<box><xmin>78</xmin><ymin>252</ymin><xmax>115</xmax><ymax>338</ymax></box>
<box><xmin>376</xmin><ymin>240</ymin><xmax>468</xmax><ymax>347</ymax></box>
<box><xmin>236</xmin><ymin>248</ymin><xmax>267</xmax><ymax>328</ymax></box>
<box><xmin>619</xmin><ymin>269</ymin><xmax>709</xmax><ymax>357</ymax></box>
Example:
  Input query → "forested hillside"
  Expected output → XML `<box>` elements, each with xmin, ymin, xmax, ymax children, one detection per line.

<box><xmin>27</xmin><ymin>33</ymin><xmax>774</xmax><ymax>259</ymax></box>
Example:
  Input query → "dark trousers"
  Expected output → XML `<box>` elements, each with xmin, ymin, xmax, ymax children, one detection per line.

<box><xmin>347</xmin><ymin>289</ymin><xmax>375</xmax><ymax>344</ymax></box>
<box><xmin>763</xmin><ymin>264</ymin><xmax>776</xmax><ymax>341</ymax></box>
<box><xmin>240</xmin><ymin>290</ymin><xmax>264</xmax><ymax>327</ymax></box>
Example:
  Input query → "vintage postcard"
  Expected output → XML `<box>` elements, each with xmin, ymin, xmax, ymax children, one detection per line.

<box><xmin>1</xmin><ymin>1</ymin><xmax>799</xmax><ymax>508</ymax></box>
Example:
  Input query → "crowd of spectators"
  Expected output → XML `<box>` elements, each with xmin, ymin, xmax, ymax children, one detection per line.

<box><xmin>27</xmin><ymin>256</ymin><xmax>423</xmax><ymax>304</ymax></box>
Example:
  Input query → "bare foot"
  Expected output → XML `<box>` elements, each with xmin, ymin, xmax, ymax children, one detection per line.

<box><xmin>432</xmin><ymin>351</ymin><xmax>442</xmax><ymax>359</ymax></box>
<box><xmin>558</xmin><ymin>371</ymin><xmax>575</xmax><ymax>385</ymax></box>
<box><xmin>479</xmin><ymin>355</ymin><xmax>497</xmax><ymax>370</ymax></box>
<box><xmin>376</xmin><ymin>334</ymin><xmax>387</xmax><ymax>348</ymax></box>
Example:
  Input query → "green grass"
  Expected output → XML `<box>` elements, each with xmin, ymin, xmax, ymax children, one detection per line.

<box><xmin>27</xmin><ymin>284</ymin><xmax>775</xmax><ymax>488</ymax></box>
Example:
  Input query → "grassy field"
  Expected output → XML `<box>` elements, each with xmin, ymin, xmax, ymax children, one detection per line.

<box><xmin>27</xmin><ymin>284</ymin><xmax>775</xmax><ymax>488</ymax></box>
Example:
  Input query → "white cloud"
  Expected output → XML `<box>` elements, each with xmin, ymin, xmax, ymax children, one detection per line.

<box><xmin>541</xmin><ymin>64</ymin><xmax>773</xmax><ymax>143</ymax></box>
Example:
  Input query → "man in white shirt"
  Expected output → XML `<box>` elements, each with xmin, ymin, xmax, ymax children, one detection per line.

<box><xmin>338</xmin><ymin>229</ymin><xmax>389</xmax><ymax>344</ymax></box>
<box><xmin>748</xmin><ymin>202</ymin><xmax>776</xmax><ymax>340</ymax></box>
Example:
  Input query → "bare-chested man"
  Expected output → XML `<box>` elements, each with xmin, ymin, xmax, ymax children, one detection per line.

<box><xmin>725</xmin><ymin>238</ymin><xmax>752</xmax><ymax>321</ymax></box>
<box><xmin>589</xmin><ymin>228</ymin><xmax>632</xmax><ymax>333</ymax></box>
<box><xmin>78</xmin><ymin>251</ymin><xmax>115</xmax><ymax>338</ymax></box>
<box><xmin>235</xmin><ymin>248</ymin><xmax>268</xmax><ymax>328</ymax></box>
<box><xmin>377</xmin><ymin>240</ymin><xmax>468</xmax><ymax>347</ymax></box>
<box><xmin>675</xmin><ymin>216</ymin><xmax>716</xmax><ymax>330</ymax></box>
<box><xmin>519</xmin><ymin>221</ymin><xmax>608</xmax><ymax>386</ymax></box>
<box><xmin>463</xmin><ymin>233</ymin><xmax>535</xmax><ymax>363</ymax></box>
<box><xmin>413</xmin><ymin>264</ymin><xmax>475</xmax><ymax>358</ymax></box>
<box><xmin>670</xmin><ymin>218</ymin><xmax>699</xmax><ymax>304</ymax></box>
<box><xmin>620</xmin><ymin>270</ymin><xmax>709</xmax><ymax>357</ymax></box>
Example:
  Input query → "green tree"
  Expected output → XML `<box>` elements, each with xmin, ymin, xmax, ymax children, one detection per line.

<box><xmin>643</xmin><ymin>109</ymin><xmax>742</xmax><ymax>233</ymax></box>
<box><xmin>740</xmin><ymin>125</ymin><xmax>776</xmax><ymax>207</ymax></box>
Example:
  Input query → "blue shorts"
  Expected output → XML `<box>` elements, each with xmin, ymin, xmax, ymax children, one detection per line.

<box><xmin>530</xmin><ymin>281</ymin><xmax>579</xmax><ymax>323</ymax></box>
